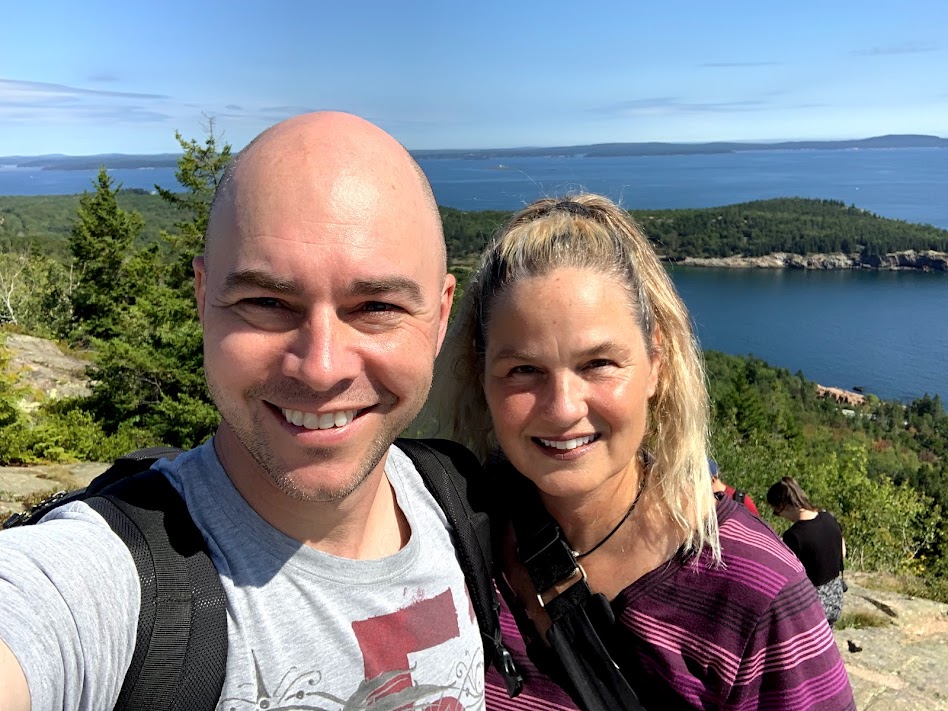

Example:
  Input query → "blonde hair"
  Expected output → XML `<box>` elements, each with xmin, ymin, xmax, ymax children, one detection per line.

<box><xmin>424</xmin><ymin>193</ymin><xmax>719</xmax><ymax>558</ymax></box>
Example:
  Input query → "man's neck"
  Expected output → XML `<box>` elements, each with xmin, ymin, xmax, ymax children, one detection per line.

<box><xmin>213</xmin><ymin>430</ymin><xmax>410</xmax><ymax>559</ymax></box>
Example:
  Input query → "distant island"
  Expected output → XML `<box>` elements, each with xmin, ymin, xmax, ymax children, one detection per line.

<box><xmin>2</xmin><ymin>134</ymin><xmax>946</xmax><ymax>170</ymax></box>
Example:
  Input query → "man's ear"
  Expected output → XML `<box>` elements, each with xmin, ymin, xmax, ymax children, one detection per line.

<box><xmin>193</xmin><ymin>255</ymin><xmax>207</xmax><ymax>325</ymax></box>
<box><xmin>435</xmin><ymin>272</ymin><xmax>457</xmax><ymax>353</ymax></box>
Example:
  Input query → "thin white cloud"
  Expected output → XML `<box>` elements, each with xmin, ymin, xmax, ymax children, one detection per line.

<box><xmin>592</xmin><ymin>97</ymin><xmax>768</xmax><ymax>117</ymax></box>
<box><xmin>88</xmin><ymin>72</ymin><xmax>120</xmax><ymax>83</ymax></box>
<box><xmin>852</xmin><ymin>42</ymin><xmax>939</xmax><ymax>56</ymax></box>
<box><xmin>0</xmin><ymin>77</ymin><xmax>173</xmax><ymax>128</ymax></box>
<box><xmin>0</xmin><ymin>78</ymin><xmax>167</xmax><ymax>100</ymax></box>
<box><xmin>700</xmin><ymin>61</ymin><xmax>780</xmax><ymax>68</ymax></box>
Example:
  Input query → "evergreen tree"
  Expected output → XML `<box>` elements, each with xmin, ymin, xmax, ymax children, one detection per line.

<box><xmin>155</xmin><ymin>118</ymin><xmax>231</xmax><ymax>285</ymax></box>
<box><xmin>85</xmin><ymin>126</ymin><xmax>231</xmax><ymax>447</ymax></box>
<box><xmin>67</xmin><ymin>169</ymin><xmax>144</xmax><ymax>343</ymax></box>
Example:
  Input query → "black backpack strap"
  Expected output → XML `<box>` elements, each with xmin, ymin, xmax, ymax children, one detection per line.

<box><xmin>732</xmin><ymin>490</ymin><xmax>747</xmax><ymax>506</ymax></box>
<box><xmin>508</xmin><ymin>468</ymin><xmax>647</xmax><ymax>711</ymax></box>
<box><xmin>89</xmin><ymin>465</ymin><xmax>227</xmax><ymax>711</ymax></box>
<box><xmin>395</xmin><ymin>438</ymin><xmax>523</xmax><ymax>697</ymax></box>
<box><xmin>2</xmin><ymin>447</ymin><xmax>227</xmax><ymax>710</ymax></box>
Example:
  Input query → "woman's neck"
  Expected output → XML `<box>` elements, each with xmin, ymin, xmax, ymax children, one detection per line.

<box><xmin>785</xmin><ymin>507</ymin><xmax>819</xmax><ymax>523</ymax></box>
<box><xmin>540</xmin><ymin>459</ymin><xmax>645</xmax><ymax>555</ymax></box>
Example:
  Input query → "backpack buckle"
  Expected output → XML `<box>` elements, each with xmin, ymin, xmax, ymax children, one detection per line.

<box><xmin>537</xmin><ymin>562</ymin><xmax>587</xmax><ymax>608</ymax></box>
<box><xmin>495</xmin><ymin>643</ymin><xmax>523</xmax><ymax>697</ymax></box>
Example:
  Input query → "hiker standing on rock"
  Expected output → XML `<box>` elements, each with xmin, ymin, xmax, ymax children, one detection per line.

<box><xmin>0</xmin><ymin>113</ymin><xmax>508</xmax><ymax>710</ymax></box>
<box><xmin>768</xmin><ymin>476</ymin><xmax>847</xmax><ymax>626</ymax></box>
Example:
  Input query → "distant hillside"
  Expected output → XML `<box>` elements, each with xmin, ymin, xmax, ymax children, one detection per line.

<box><xmin>0</xmin><ymin>190</ymin><xmax>183</xmax><ymax>255</ymax></box>
<box><xmin>4</xmin><ymin>194</ymin><xmax>948</xmax><ymax>264</ymax></box>
<box><xmin>0</xmin><ymin>154</ymin><xmax>180</xmax><ymax>171</ymax></box>
<box><xmin>414</xmin><ymin>134</ymin><xmax>948</xmax><ymax>160</ymax></box>
<box><xmin>439</xmin><ymin>197</ymin><xmax>948</xmax><ymax>263</ymax></box>
<box><xmin>2</xmin><ymin>135</ymin><xmax>945</xmax><ymax>170</ymax></box>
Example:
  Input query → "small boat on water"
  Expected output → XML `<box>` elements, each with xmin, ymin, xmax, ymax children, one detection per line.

<box><xmin>852</xmin><ymin>386</ymin><xmax>865</xmax><ymax>393</ymax></box>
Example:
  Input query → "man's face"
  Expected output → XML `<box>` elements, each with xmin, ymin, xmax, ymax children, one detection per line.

<box><xmin>195</xmin><ymin>160</ymin><xmax>453</xmax><ymax>502</ymax></box>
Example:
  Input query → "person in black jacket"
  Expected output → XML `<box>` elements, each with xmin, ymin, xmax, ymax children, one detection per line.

<box><xmin>767</xmin><ymin>476</ymin><xmax>847</xmax><ymax>625</ymax></box>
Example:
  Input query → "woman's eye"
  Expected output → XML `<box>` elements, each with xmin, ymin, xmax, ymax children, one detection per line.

<box><xmin>585</xmin><ymin>359</ymin><xmax>615</xmax><ymax>370</ymax></box>
<box><xmin>508</xmin><ymin>365</ymin><xmax>539</xmax><ymax>376</ymax></box>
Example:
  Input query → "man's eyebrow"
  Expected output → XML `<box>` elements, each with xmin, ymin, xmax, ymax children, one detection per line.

<box><xmin>348</xmin><ymin>277</ymin><xmax>425</xmax><ymax>306</ymax></box>
<box><xmin>220</xmin><ymin>269</ymin><xmax>303</xmax><ymax>296</ymax></box>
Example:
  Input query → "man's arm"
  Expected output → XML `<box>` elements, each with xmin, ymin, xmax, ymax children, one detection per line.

<box><xmin>0</xmin><ymin>639</ymin><xmax>31</xmax><ymax>711</ymax></box>
<box><xmin>0</xmin><ymin>503</ymin><xmax>141</xmax><ymax>711</ymax></box>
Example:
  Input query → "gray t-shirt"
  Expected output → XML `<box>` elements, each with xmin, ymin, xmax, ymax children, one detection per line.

<box><xmin>0</xmin><ymin>440</ymin><xmax>485</xmax><ymax>710</ymax></box>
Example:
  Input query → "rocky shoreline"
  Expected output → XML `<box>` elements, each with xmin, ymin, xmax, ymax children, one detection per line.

<box><xmin>669</xmin><ymin>249</ymin><xmax>948</xmax><ymax>271</ymax></box>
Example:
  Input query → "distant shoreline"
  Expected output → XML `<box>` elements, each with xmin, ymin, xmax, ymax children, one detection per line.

<box><xmin>667</xmin><ymin>249</ymin><xmax>948</xmax><ymax>272</ymax></box>
<box><xmin>3</xmin><ymin>134</ymin><xmax>946</xmax><ymax>171</ymax></box>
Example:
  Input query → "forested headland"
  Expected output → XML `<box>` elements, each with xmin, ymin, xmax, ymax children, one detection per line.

<box><xmin>5</xmin><ymin>189</ymin><xmax>948</xmax><ymax>264</ymax></box>
<box><xmin>3</xmin><ymin>130</ymin><xmax>948</xmax><ymax>602</ymax></box>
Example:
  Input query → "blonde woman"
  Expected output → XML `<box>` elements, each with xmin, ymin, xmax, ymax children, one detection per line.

<box><xmin>427</xmin><ymin>195</ymin><xmax>854</xmax><ymax>710</ymax></box>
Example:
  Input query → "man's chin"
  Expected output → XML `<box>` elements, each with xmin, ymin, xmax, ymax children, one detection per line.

<box><xmin>270</xmin><ymin>464</ymin><xmax>378</xmax><ymax>503</ymax></box>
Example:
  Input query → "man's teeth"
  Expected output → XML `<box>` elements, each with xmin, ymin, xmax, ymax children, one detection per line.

<box><xmin>281</xmin><ymin>408</ymin><xmax>357</xmax><ymax>430</ymax></box>
<box><xmin>538</xmin><ymin>435</ymin><xmax>596</xmax><ymax>451</ymax></box>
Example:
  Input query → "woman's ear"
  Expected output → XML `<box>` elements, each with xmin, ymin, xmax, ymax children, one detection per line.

<box><xmin>646</xmin><ymin>327</ymin><xmax>663</xmax><ymax>399</ymax></box>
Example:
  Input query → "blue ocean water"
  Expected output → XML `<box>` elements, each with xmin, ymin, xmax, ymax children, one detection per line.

<box><xmin>418</xmin><ymin>147</ymin><xmax>948</xmax><ymax>230</ymax></box>
<box><xmin>670</xmin><ymin>267</ymin><xmax>947</xmax><ymax>402</ymax></box>
<box><xmin>2</xmin><ymin>147</ymin><xmax>947</xmax><ymax>228</ymax></box>
<box><xmin>2</xmin><ymin>148</ymin><xmax>946</xmax><ymax>401</ymax></box>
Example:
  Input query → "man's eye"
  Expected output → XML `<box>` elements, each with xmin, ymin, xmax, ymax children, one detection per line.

<box><xmin>362</xmin><ymin>301</ymin><xmax>401</xmax><ymax>313</ymax></box>
<box><xmin>242</xmin><ymin>297</ymin><xmax>284</xmax><ymax>309</ymax></box>
<box><xmin>508</xmin><ymin>365</ymin><xmax>539</xmax><ymax>376</ymax></box>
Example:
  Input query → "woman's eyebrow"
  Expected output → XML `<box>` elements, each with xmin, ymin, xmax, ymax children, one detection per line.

<box><xmin>490</xmin><ymin>342</ymin><xmax>626</xmax><ymax>362</ymax></box>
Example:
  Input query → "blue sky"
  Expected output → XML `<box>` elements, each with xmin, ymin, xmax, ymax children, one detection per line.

<box><xmin>2</xmin><ymin>0</ymin><xmax>946</xmax><ymax>155</ymax></box>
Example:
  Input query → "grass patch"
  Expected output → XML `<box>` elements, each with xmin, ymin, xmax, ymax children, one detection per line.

<box><xmin>835</xmin><ymin>610</ymin><xmax>893</xmax><ymax>630</ymax></box>
<box><xmin>850</xmin><ymin>571</ymin><xmax>948</xmax><ymax>606</ymax></box>
<box><xmin>20</xmin><ymin>486</ymin><xmax>69</xmax><ymax>510</ymax></box>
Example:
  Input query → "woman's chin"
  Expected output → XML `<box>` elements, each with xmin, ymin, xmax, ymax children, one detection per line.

<box><xmin>521</xmin><ymin>468</ymin><xmax>603</xmax><ymax>501</ymax></box>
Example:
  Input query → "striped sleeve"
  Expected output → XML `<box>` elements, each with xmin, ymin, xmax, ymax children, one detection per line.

<box><xmin>727</xmin><ymin>576</ymin><xmax>854</xmax><ymax>710</ymax></box>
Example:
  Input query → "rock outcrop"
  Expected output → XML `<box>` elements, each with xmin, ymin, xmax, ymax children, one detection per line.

<box><xmin>817</xmin><ymin>385</ymin><xmax>866</xmax><ymax>407</ymax></box>
<box><xmin>2</xmin><ymin>333</ymin><xmax>90</xmax><ymax>408</ymax></box>
<box><xmin>838</xmin><ymin>574</ymin><xmax>948</xmax><ymax>709</ymax></box>
<box><xmin>674</xmin><ymin>249</ymin><xmax>948</xmax><ymax>271</ymax></box>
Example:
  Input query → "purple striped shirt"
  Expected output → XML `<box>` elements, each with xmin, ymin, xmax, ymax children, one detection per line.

<box><xmin>486</xmin><ymin>497</ymin><xmax>854</xmax><ymax>710</ymax></box>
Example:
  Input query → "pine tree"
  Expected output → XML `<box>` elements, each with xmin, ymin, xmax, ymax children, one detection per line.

<box><xmin>68</xmin><ymin>168</ymin><xmax>144</xmax><ymax>343</ymax></box>
<box><xmin>85</xmin><ymin>126</ymin><xmax>231</xmax><ymax>447</ymax></box>
<box><xmin>155</xmin><ymin>118</ymin><xmax>231</xmax><ymax>286</ymax></box>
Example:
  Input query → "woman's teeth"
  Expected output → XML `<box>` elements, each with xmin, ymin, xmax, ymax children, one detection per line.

<box><xmin>538</xmin><ymin>435</ymin><xmax>596</xmax><ymax>451</ymax></box>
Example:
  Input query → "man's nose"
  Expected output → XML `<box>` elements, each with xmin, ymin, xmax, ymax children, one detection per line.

<box><xmin>281</xmin><ymin>311</ymin><xmax>362</xmax><ymax>390</ymax></box>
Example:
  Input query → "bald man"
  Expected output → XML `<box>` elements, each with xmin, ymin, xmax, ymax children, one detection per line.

<box><xmin>0</xmin><ymin>114</ymin><xmax>493</xmax><ymax>710</ymax></box>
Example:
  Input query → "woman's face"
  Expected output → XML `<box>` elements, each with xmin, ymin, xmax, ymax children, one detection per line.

<box><xmin>483</xmin><ymin>267</ymin><xmax>661</xmax><ymax>500</ymax></box>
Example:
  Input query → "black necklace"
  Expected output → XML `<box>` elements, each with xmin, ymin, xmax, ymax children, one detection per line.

<box><xmin>571</xmin><ymin>475</ymin><xmax>647</xmax><ymax>559</ymax></box>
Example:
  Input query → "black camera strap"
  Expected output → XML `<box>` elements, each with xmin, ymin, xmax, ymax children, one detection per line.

<box><xmin>509</xmin><ymin>474</ymin><xmax>646</xmax><ymax>711</ymax></box>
